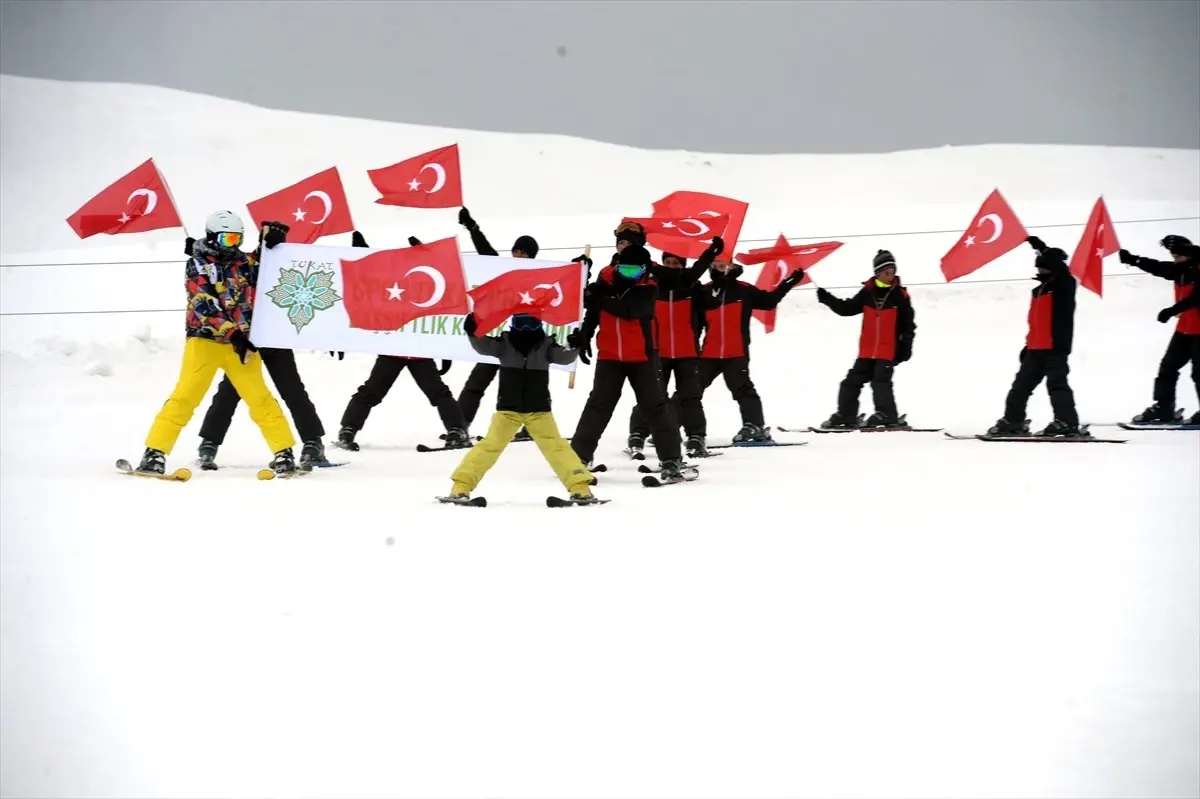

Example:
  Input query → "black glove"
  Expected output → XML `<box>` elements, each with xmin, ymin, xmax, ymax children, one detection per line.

<box><xmin>1119</xmin><ymin>249</ymin><xmax>1138</xmax><ymax>266</ymax></box>
<box><xmin>1162</xmin><ymin>235</ymin><xmax>1190</xmax><ymax>255</ymax></box>
<box><xmin>351</xmin><ymin>231</ymin><xmax>369</xmax><ymax>248</ymax></box>
<box><xmin>1027</xmin><ymin>235</ymin><xmax>1047</xmax><ymax>252</ymax></box>
<box><xmin>261</xmin><ymin>221</ymin><xmax>289</xmax><ymax>250</ymax></box>
<box><xmin>439</xmin><ymin>359</ymin><xmax>452</xmax><ymax>375</ymax></box>
<box><xmin>705</xmin><ymin>235</ymin><xmax>725</xmax><ymax>258</ymax></box>
<box><xmin>816</xmin><ymin>287</ymin><xmax>833</xmax><ymax>304</ymax></box>
<box><xmin>329</xmin><ymin>351</ymin><xmax>345</xmax><ymax>360</ymax></box>
<box><xmin>229</xmin><ymin>331</ymin><xmax>257</xmax><ymax>363</ymax></box>
<box><xmin>572</xmin><ymin>253</ymin><xmax>593</xmax><ymax>270</ymax></box>
<box><xmin>408</xmin><ymin>236</ymin><xmax>423</xmax><ymax>247</ymax></box>
<box><xmin>567</xmin><ymin>330</ymin><xmax>592</xmax><ymax>365</ymax></box>
<box><xmin>463</xmin><ymin>313</ymin><xmax>478</xmax><ymax>337</ymax></box>
<box><xmin>458</xmin><ymin>207</ymin><xmax>477</xmax><ymax>230</ymax></box>
<box><xmin>184</xmin><ymin>236</ymin><xmax>195</xmax><ymax>256</ymax></box>
<box><xmin>781</xmin><ymin>268</ymin><xmax>805</xmax><ymax>289</ymax></box>
<box><xmin>1158</xmin><ymin>307</ymin><xmax>1175</xmax><ymax>324</ymax></box>
<box><xmin>895</xmin><ymin>340</ymin><xmax>912</xmax><ymax>364</ymax></box>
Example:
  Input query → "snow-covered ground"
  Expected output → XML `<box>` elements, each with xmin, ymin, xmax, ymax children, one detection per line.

<box><xmin>1</xmin><ymin>75</ymin><xmax>1199</xmax><ymax>798</ymax></box>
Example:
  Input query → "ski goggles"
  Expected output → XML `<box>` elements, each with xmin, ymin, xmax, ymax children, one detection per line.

<box><xmin>215</xmin><ymin>231</ymin><xmax>243</xmax><ymax>249</ymax></box>
<box><xmin>510</xmin><ymin>314</ymin><xmax>542</xmax><ymax>331</ymax></box>
<box><xmin>616</xmin><ymin>263</ymin><xmax>646</xmax><ymax>280</ymax></box>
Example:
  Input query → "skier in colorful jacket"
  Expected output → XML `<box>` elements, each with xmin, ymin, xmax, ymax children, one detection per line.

<box><xmin>816</xmin><ymin>249</ymin><xmax>917</xmax><ymax>429</ymax></box>
<box><xmin>1120</xmin><ymin>235</ymin><xmax>1200</xmax><ymax>425</ymax></box>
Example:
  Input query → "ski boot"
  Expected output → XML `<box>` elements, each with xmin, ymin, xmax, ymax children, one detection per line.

<box><xmin>625</xmin><ymin>433</ymin><xmax>646</xmax><ymax>459</ymax></box>
<box><xmin>820</xmin><ymin>412</ymin><xmax>860</xmax><ymax>430</ymax></box>
<box><xmin>270</xmin><ymin>448</ymin><xmax>298</xmax><ymax>475</ymax></box>
<box><xmin>732</xmin><ymin>423</ymin><xmax>773</xmax><ymax>443</ymax></box>
<box><xmin>987</xmin><ymin>417</ymin><xmax>1030</xmax><ymax>436</ymax></box>
<box><xmin>864</xmin><ymin>412</ymin><xmax>908</xmax><ymax>429</ymax></box>
<box><xmin>300</xmin><ymin>439</ymin><xmax>329</xmax><ymax>468</ymax></box>
<box><xmin>567</xmin><ymin>492</ymin><xmax>605</xmax><ymax>505</ymax></box>
<box><xmin>1131</xmin><ymin>404</ymin><xmax>1183</xmax><ymax>424</ymax></box>
<box><xmin>443</xmin><ymin>427</ymin><xmax>472</xmax><ymax>449</ymax></box>
<box><xmin>685</xmin><ymin>434</ymin><xmax>710</xmax><ymax>459</ymax></box>
<box><xmin>136</xmin><ymin>447</ymin><xmax>166</xmax><ymax>475</ymax></box>
<box><xmin>335</xmin><ymin>426</ymin><xmax>360</xmax><ymax>451</ymax></box>
<box><xmin>197</xmin><ymin>439</ymin><xmax>218</xmax><ymax>471</ymax></box>
<box><xmin>1188</xmin><ymin>411</ymin><xmax>1200</xmax><ymax>426</ymax></box>
<box><xmin>513</xmin><ymin>427</ymin><xmax>533</xmax><ymax>442</ymax></box>
<box><xmin>659</xmin><ymin>457</ymin><xmax>698</xmax><ymax>482</ymax></box>
<box><xmin>1036</xmin><ymin>419</ymin><xmax>1087</xmax><ymax>438</ymax></box>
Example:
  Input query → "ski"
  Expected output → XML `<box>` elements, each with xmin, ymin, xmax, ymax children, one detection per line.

<box><xmin>636</xmin><ymin>463</ymin><xmax>703</xmax><ymax>475</ymax></box>
<box><xmin>436</xmin><ymin>495</ymin><xmax>488</xmax><ymax>507</ymax></box>
<box><xmin>685</xmin><ymin>450</ymin><xmax>723</xmax><ymax>459</ymax></box>
<box><xmin>546</xmin><ymin>496</ymin><xmax>611</xmax><ymax>507</ymax></box>
<box><xmin>641</xmin><ymin>471</ymin><xmax>699</xmax><ymax>487</ymax></box>
<box><xmin>707</xmin><ymin>441</ymin><xmax>809</xmax><ymax>449</ymax></box>
<box><xmin>256</xmin><ymin>465</ymin><xmax>315</xmax><ymax>480</ymax></box>
<box><xmin>115</xmin><ymin>459</ymin><xmax>192</xmax><ymax>482</ymax></box>
<box><xmin>197</xmin><ymin>459</ymin><xmax>348</xmax><ymax>471</ymax></box>
<box><xmin>942</xmin><ymin>431</ymin><xmax>1127</xmax><ymax>444</ymax></box>
<box><xmin>804</xmin><ymin>425</ymin><xmax>944</xmax><ymax>434</ymax></box>
<box><xmin>588</xmin><ymin>464</ymin><xmax>608</xmax><ymax>473</ymax></box>
<box><xmin>416</xmin><ymin>442</ymin><xmax>476</xmax><ymax>453</ymax></box>
<box><xmin>1117</xmin><ymin>422</ymin><xmax>1200</xmax><ymax>432</ymax></box>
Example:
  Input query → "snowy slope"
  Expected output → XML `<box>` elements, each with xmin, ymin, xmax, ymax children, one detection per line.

<box><xmin>1</xmin><ymin>77</ymin><xmax>1199</xmax><ymax>799</ymax></box>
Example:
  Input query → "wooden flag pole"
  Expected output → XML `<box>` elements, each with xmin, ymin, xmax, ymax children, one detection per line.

<box><xmin>568</xmin><ymin>243</ymin><xmax>591</xmax><ymax>389</ymax></box>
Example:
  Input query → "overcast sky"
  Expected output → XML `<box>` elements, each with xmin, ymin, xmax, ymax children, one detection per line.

<box><xmin>1</xmin><ymin>0</ymin><xmax>1197</xmax><ymax>154</ymax></box>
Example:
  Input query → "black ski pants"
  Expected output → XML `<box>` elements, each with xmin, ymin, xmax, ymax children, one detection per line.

<box><xmin>458</xmin><ymin>362</ymin><xmax>499</xmax><ymax>428</ymax></box>
<box><xmin>1004</xmin><ymin>350</ymin><xmax>1078</xmax><ymax>426</ymax></box>
<box><xmin>1152</xmin><ymin>332</ymin><xmax>1200</xmax><ymax>409</ymax></box>
<box><xmin>199</xmin><ymin>347</ymin><xmax>324</xmax><ymax>445</ymax></box>
<box><xmin>629</xmin><ymin>357</ymin><xmax>705</xmax><ymax>439</ymax></box>
<box><xmin>340</xmin><ymin>356</ymin><xmax>466</xmax><ymax>432</ymax></box>
<box><xmin>571</xmin><ymin>358</ymin><xmax>682</xmax><ymax>464</ymax></box>
<box><xmin>696</xmin><ymin>356</ymin><xmax>764</xmax><ymax>434</ymax></box>
<box><xmin>838</xmin><ymin>358</ymin><xmax>898</xmax><ymax>420</ymax></box>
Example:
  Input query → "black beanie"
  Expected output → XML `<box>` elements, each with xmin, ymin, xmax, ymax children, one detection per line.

<box><xmin>872</xmin><ymin>249</ymin><xmax>896</xmax><ymax>274</ymax></box>
<box><xmin>615</xmin><ymin>221</ymin><xmax>647</xmax><ymax>248</ymax></box>
<box><xmin>352</xmin><ymin>230</ymin><xmax>369</xmax><ymax>248</ymax></box>
<box><xmin>662</xmin><ymin>251</ymin><xmax>688</xmax><ymax>267</ymax></box>
<box><xmin>1036</xmin><ymin>247</ymin><xmax>1068</xmax><ymax>270</ymax></box>
<box><xmin>618</xmin><ymin>244</ymin><xmax>653</xmax><ymax>267</ymax></box>
<box><xmin>512</xmin><ymin>235</ymin><xmax>539</xmax><ymax>258</ymax></box>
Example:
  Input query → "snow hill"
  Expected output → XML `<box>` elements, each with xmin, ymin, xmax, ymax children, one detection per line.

<box><xmin>1</xmin><ymin>75</ymin><xmax>1198</xmax><ymax>799</ymax></box>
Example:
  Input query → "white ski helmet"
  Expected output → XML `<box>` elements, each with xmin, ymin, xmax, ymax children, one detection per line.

<box><xmin>205</xmin><ymin>209</ymin><xmax>244</xmax><ymax>236</ymax></box>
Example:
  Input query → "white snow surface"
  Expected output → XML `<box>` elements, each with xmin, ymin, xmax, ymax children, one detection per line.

<box><xmin>1</xmin><ymin>76</ymin><xmax>1199</xmax><ymax>798</ymax></box>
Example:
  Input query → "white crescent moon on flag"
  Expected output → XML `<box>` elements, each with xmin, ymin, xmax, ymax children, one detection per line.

<box><xmin>776</xmin><ymin>260</ymin><xmax>790</xmax><ymax>281</ymax></box>
<box><xmin>406</xmin><ymin>265</ymin><xmax>446</xmax><ymax>307</ymax></box>
<box><xmin>797</xmin><ymin>247</ymin><xmax>819</xmax><ymax>255</ymax></box>
<box><xmin>533</xmin><ymin>282</ymin><xmax>564</xmax><ymax>307</ymax></box>
<box><xmin>676</xmin><ymin>218</ymin><xmax>710</xmax><ymax>237</ymax></box>
<box><xmin>127</xmin><ymin>188</ymin><xmax>158</xmax><ymax>215</ymax></box>
<box><xmin>303</xmin><ymin>190</ymin><xmax>333</xmax><ymax>224</ymax></box>
<box><xmin>977</xmin><ymin>213</ymin><xmax>1003</xmax><ymax>244</ymax></box>
<box><xmin>698</xmin><ymin>209</ymin><xmax>722</xmax><ymax>217</ymax></box>
<box><xmin>419</xmin><ymin>163</ymin><xmax>447</xmax><ymax>193</ymax></box>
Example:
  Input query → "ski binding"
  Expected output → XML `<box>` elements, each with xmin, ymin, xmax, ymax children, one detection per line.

<box><xmin>436</xmin><ymin>495</ymin><xmax>488</xmax><ymax>507</ymax></box>
<box><xmin>115</xmin><ymin>459</ymin><xmax>192</xmax><ymax>482</ymax></box>
<box><xmin>546</xmin><ymin>495</ymin><xmax>611</xmax><ymax>507</ymax></box>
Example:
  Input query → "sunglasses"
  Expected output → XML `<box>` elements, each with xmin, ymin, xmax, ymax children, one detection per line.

<box><xmin>216</xmin><ymin>231</ymin><xmax>243</xmax><ymax>249</ymax></box>
<box><xmin>616</xmin><ymin>263</ymin><xmax>645</xmax><ymax>279</ymax></box>
<box><xmin>511</xmin><ymin>315</ymin><xmax>543</xmax><ymax>331</ymax></box>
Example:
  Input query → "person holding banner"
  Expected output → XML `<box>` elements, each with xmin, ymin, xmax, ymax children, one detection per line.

<box><xmin>443</xmin><ymin>311</ymin><xmax>599</xmax><ymax>506</ymax></box>
<box><xmin>134</xmin><ymin>210</ymin><xmax>299</xmax><ymax>476</ymax></box>
<box><xmin>334</xmin><ymin>231</ymin><xmax>472</xmax><ymax>451</ymax></box>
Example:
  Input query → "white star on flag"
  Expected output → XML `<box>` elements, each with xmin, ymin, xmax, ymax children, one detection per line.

<box><xmin>407</xmin><ymin>178</ymin><xmax>421</xmax><ymax>191</ymax></box>
<box><xmin>1096</xmin><ymin>247</ymin><xmax>1105</xmax><ymax>257</ymax></box>
<box><xmin>386</xmin><ymin>283</ymin><xmax>404</xmax><ymax>300</ymax></box>
<box><xmin>293</xmin><ymin>207</ymin><xmax>307</xmax><ymax>222</ymax></box>
<box><xmin>518</xmin><ymin>291</ymin><xmax>535</xmax><ymax>305</ymax></box>
<box><xmin>662</xmin><ymin>221</ymin><xmax>675</xmax><ymax>228</ymax></box>
<box><xmin>964</xmin><ymin>235</ymin><xmax>976</xmax><ymax>247</ymax></box>
<box><xmin>118</xmin><ymin>213</ymin><xmax>131</xmax><ymax>224</ymax></box>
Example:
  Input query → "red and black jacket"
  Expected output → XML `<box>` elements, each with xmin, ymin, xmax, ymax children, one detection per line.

<box><xmin>648</xmin><ymin>251</ymin><xmax>719</xmax><ymax>360</ymax></box>
<box><xmin>1024</xmin><ymin>261</ymin><xmax>1076</xmax><ymax>354</ymax></box>
<box><xmin>694</xmin><ymin>268</ymin><xmax>796</xmax><ymax>359</ymax></box>
<box><xmin>817</xmin><ymin>278</ymin><xmax>916</xmax><ymax>362</ymax></box>
<box><xmin>579</xmin><ymin>265</ymin><xmax>659</xmax><ymax>363</ymax></box>
<box><xmin>1129</xmin><ymin>246</ymin><xmax>1200</xmax><ymax>335</ymax></box>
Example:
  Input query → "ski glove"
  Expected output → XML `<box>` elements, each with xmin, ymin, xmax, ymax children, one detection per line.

<box><xmin>705</xmin><ymin>235</ymin><xmax>725</xmax><ymax>258</ymax></box>
<box><xmin>566</xmin><ymin>329</ymin><xmax>592</xmax><ymax>365</ymax></box>
<box><xmin>780</xmin><ymin>268</ymin><xmax>806</xmax><ymax>289</ymax></box>
<box><xmin>261</xmin><ymin>221</ymin><xmax>289</xmax><ymax>250</ymax></box>
<box><xmin>439</xmin><ymin>359</ymin><xmax>452</xmax><ymax>375</ymax></box>
<box><xmin>1158</xmin><ymin>307</ymin><xmax>1176</xmax><ymax>324</ymax></box>
<box><xmin>1119</xmin><ymin>249</ymin><xmax>1139</xmax><ymax>266</ymax></box>
<box><xmin>895</xmin><ymin>341</ymin><xmax>913</xmax><ymax>364</ymax></box>
<box><xmin>1027</xmin><ymin>235</ymin><xmax>1047</xmax><ymax>253</ymax></box>
<box><xmin>408</xmin><ymin>236</ymin><xmax>422</xmax><ymax>247</ymax></box>
<box><xmin>458</xmin><ymin>207</ymin><xmax>478</xmax><ymax>231</ymax></box>
<box><xmin>351</xmin><ymin>231</ymin><xmax>369</xmax><ymax>248</ymax></box>
<box><xmin>184</xmin><ymin>236</ymin><xmax>195</xmax><ymax>256</ymax></box>
<box><xmin>463</xmin><ymin>313</ymin><xmax>479</xmax><ymax>337</ymax></box>
<box><xmin>229</xmin><ymin>331</ymin><xmax>257</xmax><ymax>363</ymax></box>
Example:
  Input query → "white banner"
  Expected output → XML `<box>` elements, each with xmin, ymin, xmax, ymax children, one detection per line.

<box><xmin>250</xmin><ymin>242</ymin><xmax>583</xmax><ymax>371</ymax></box>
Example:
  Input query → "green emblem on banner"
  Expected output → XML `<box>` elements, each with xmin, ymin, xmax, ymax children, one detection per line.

<box><xmin>265</xmin><ymin>262</ymin><xmax>342</xmax><ymax>333</ymax></box>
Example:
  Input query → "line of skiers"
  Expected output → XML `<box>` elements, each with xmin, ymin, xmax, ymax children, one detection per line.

<box><xmin>128</xmin><ymin>208</ymin><xmax>1200</xmax><ymax>478</ymax></box>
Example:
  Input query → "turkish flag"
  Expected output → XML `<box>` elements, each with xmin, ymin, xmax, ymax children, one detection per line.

<box><xmin>468</xmin><ymin>262</ymin><xmax>585</xmax><ymax>335</ymax></box>
<box><xmin>1068</xmin><ymin>196</ymin><xmax>1119</xmax><ymax>298</ymax></box>
<box><xmin>340</xmin><ymin>236</ymin><xmax>470</xmax><ymax>331</ymax></box>
<box><xmin>650</xmin><ymin>191</ymin><xmax>749</xmax><ymax>257</ymax></box>
<box><xmin>940</xmin><ymin>188</ymin><xmax>1029</xmax><ymax>282</ymax></box>
<box><xmin>367</xmin><ymin>144</ymin><xmax>463</xmax><ymax>209</ymax></box>
<box><xmin>66</xmin><ymin>158</ymin><xmax>183</xmax><ymax>239</ymax></box>
<box><xmin>748</xmin><ymin>235</ymin><xmax>843</xmax><ymax>333</ymax></box>
<box><xmin>246</xmin><ymin>167</ymin><xmax>355</xmax><ymax>245</ymax></box>
<box><xmin>622</xmin><ymin>215</ymin><xmax>730</xmax><ymax>259</ymax></box>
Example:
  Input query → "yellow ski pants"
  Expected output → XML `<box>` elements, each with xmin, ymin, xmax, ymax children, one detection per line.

<box><xmin>451</xmin><ymin>411</ymin><xmax>593</xmax><ymax>496</ymax></box>
<box><xmin>145</xmin><ymin>337</ymin><xmax>295</xmax><ymax>455</ymax></box>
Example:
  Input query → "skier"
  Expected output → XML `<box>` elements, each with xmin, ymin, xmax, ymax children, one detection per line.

<box><xmin>334</xmin><ymin>231</ymin><xmax>471</xmax><ymax>451</ymax></box>
<box><xmin>815</xmin><ymin>249</ymin><xmax>917</xmax><ymax>429</ymax></box>
<box><xmin>187</xmin><ymin>221</ymin><xmax>331</xmax><ymax>469</ymax></box>
<box><xmin>987</xmin><ymin>236</ymin><xmax>1084</xmax><ymax>437</ymax></box>
<box><xmin>568</xmin><ymin>244</ymin><xmax>693</xmax><ymax>482</ymax></box>
<box><xmin>135</xmin><ymin>211</ymin><xmax>298</xmax><ymax>475</ymax></box>
<box><xmin>692</xmin><ymin>253</ymin><xmax>806</xmax><ymax>443</ymax></box>
<box><xmin>453</xmin><ymin>207</ymin><xmax>541</xmax><ymax>441</ymax></box>
<box><xmin>626</xmin><ymin>236</ymin><xmax>725</xmax><ymax>458</ymax></box>
<box><xmin>1119</xmin><ymin>235</ymin><xmax>1200</xmax><ymax>425</ymax></box>
<box><xmin>444</xmin><ymin>311</ymin><xmax>599</xmax><ymax>505</ymax></box>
